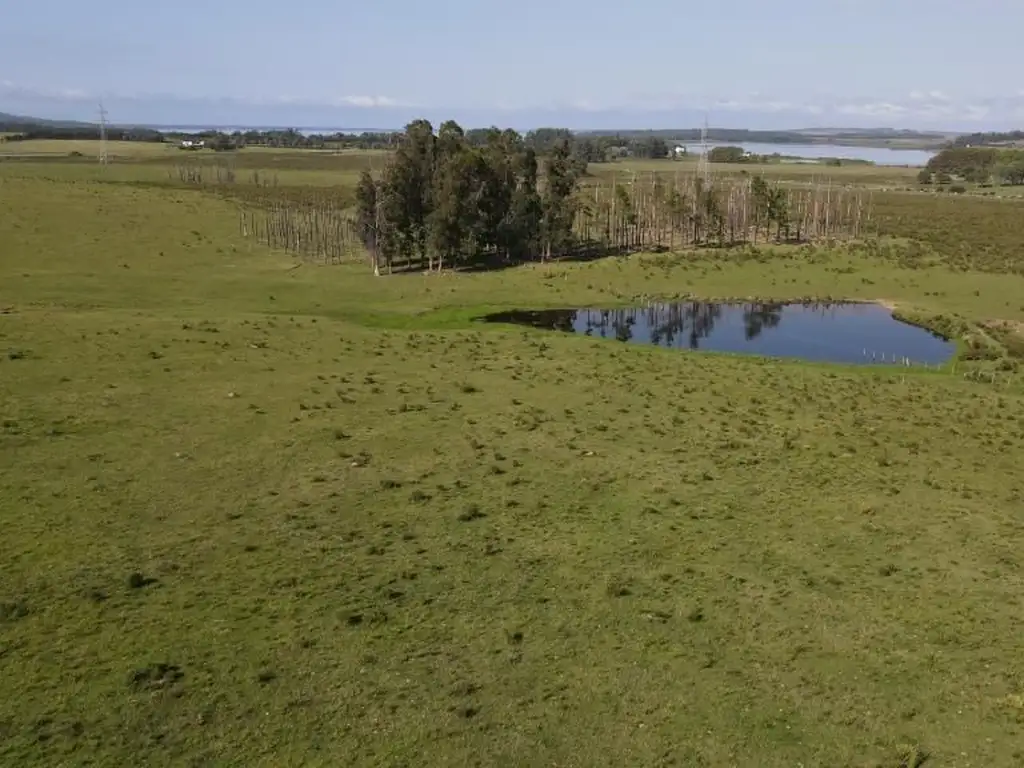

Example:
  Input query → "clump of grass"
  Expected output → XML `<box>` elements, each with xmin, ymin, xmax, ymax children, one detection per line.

<box><xmin>127</xmin><ymin>572</ymin><xmax>157</xmax><ymax>590</ymax></box>
<box><xmin>128</xmin><ymin>663</ymin><xmax>183</xmax><ymax>691</ymax></box>
<box><xmin>605</xmin><ymin>576</ymin><xmax>632</xmax><ymax>598</ymax></box>
<box><xmin>457</xmin><ymin>504</ymin><xmax>487</xmax><ymax>522</ymax></box>
<box><xmin>890</xmin><ymin>744</ymin><xmax>928</xmax><ymax>768</ymax></box>
<box><xmin>0</xmin><ymin>599</ymin><xmax>30</xmax><ymax>622</ymax></box>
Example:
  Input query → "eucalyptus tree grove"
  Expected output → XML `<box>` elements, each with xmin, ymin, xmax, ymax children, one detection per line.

<box><xmin>355</xmin><ymin>120</ymin><xmax>582</xmax><ymax>273</ymax></box>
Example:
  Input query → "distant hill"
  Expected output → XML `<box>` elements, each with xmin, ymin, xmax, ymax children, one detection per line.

<box><xmin>0</xmin><ymin>111</ymin><xmax>96</xmax><ymax>129</ymax></box>
<box><xmin>572</xmin><ymin>127</ymin><xmax>949</xmax><ymax>149</ymax></box>
<box><xmin>0</xmin><ymin>112</ymin><xmax>166</xmax><ymax>143</ymax></box>
<box><xmin>792</xmin><ymin>127</ymin><xmax>950</xmax><ymax>138</ymax></box>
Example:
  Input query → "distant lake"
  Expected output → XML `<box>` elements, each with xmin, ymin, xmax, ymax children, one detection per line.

<box><xmin>682</xmin><ymin>142</ymin><xmax>934</xmax><ymax>167</ymax></box>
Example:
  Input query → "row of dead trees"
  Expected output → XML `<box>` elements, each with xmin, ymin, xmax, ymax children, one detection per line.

<box><xmin>171</xmin><ymin>162</ymin><xmax>279</xmax><ymax>188</ymax></box>
<box><xmin>576</xmin><ymin>172</ymin><xmax>868</xmax><ymax>253</ymax></box>
<box><xmin>239</xmin><ymin>201</ymin><xmax>359</xmax><ymax>265</ymax></box>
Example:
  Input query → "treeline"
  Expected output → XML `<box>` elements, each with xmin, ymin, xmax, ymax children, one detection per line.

<box><xmin>0</xmin><ymin>119</ymin><xmax>675</xmax><ymax>161</ymax></box>
<box><xmin>174</xmin><ymin>129</ymin><xmax>400</xmax><ymax>150</ymax></box>
<box><xmin>949</xmin><ymin>130</ymin><xmax>1024</xmax><ymax>148</ymax></box>
<box><xmin>167</xmin><ymin>127</ymin><xmax>674</xmax><ymax>159</ymax></box>
<box><xmin>705</xmin><ymin>146</ymin><xmax>871</xmax><ymax>167</ymax></box>
<box><xmin>520</xmin><ymin>128</ymin><xmax>672</xmax><ymax>160</ymax></box>
<box><xmin>924</xmin><ymin>147</ymin><xmax>1024</xmax><ymax>185</ymax></box>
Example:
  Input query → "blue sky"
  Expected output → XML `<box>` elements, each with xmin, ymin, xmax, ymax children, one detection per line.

<box><xmin>2</xmin><ymin>0</ymin><xmax>1022</xmax><ymax>130</ymax></box>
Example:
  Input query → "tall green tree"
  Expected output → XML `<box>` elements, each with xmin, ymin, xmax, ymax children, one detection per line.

<box><xmin>394</xmin><ymin>119</ymin><xmax>436</xmax><ymax>269</ymax></box>
<box><xmin>542</xmin><ymin>139</ymin><xmax>578</xmax><ymax>260</ymax></box>
<box><xmin>428</xmin><ymin>122</ymin><xmax>482</xmax><ymax>270</ymax></box>
<box><xmin>750</xmin><ymin>175</ymin><xmax>772</xmax><ymax>241</ymax></box>
<box><xmin>354</xmin><ymin>171</ymin><xmax>380</xmax><ymax>274</ymax></box>
<box><xmin>767</xmin><ymin>186</ymin><xmax>790</xmax><ymax>241</ymax></box>
<box><xmin>477</xmin><ymin>129</ymin><xmax>514</xmax><ymax>258</ymax></box>
<box><xmin>509</xmin><ymin>147</ymin><xmax>543</xmax><ymax>261</ymax></box>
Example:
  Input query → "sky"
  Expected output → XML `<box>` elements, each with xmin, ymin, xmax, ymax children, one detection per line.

<box><xmin>2</xmin><ymin>0</ymin><xmax>1023</xmax><ymax>131</ymax></box>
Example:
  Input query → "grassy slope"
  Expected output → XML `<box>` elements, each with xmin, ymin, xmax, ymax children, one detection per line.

<box><xmin>3</xmin><ymin>175</ymin><xmax>1024</xmax><ymax>766</ymax></box>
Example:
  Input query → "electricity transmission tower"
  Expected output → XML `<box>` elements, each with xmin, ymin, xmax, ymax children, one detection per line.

<box><xmin>696</xmin><ymin>114</ymin><xmax>710</xmax><ymax>182</ymax></box>
<box><xmin>98</xmin><ymin>102</ymin><xmax>109</xmax><ymax>165</ymax></box>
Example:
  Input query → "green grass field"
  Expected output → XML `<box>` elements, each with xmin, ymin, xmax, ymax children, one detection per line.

<box><xmin>3</xmin><ymin>157</ymin><xmax>1024</xmax><ymax>766</ymax></box>
<box><xmin>0</xmin><ymin>138</ymin><xmax>177</xmax><ymax>159</ymax></box>
<box><xmin>593</xmin><ymin>157</ymin><xmax>922</xmax><ymax>188</ymax></box>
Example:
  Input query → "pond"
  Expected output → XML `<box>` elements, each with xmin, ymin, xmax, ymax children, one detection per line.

<box><xmin>481</xmin><ymin>302</ymin><xmax>956</xmax><ymax>366</ymax></box>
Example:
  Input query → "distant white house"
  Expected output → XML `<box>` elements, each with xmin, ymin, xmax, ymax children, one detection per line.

<box><xmin>179</xmin><ymin>139</ymin><xmax>205</xmax><ymax>150</ymax></box>
<box><xmin>671</xmin><ymin>145</ymin><xmax>688</xmax><ymax>157</ymax></box>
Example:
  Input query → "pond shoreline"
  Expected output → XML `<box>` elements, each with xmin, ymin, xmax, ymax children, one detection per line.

<box><xmin>477</xmin><ymin>299</ymin><xmax>957</xmax><ymax>368</ymax></box>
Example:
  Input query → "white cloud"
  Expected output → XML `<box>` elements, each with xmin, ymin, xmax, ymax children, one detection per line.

<box><xmin>0</xmin><ymin>80</ymin><xmax>93</xmax><ymax>102</ymax></box>
<box><xmin>837</xmin><ymin>101</ymin><xmax>908</xmax><ymax>117</ymax></box>
<box><xmin>910</xmin><ymin>89</ymin><xmax>951</xmax><ymax>102</ymax></box>
<box><xmin>566</xmin><ymin>98</ymin><xmax>602</xmax><ymax>112</ymax></box>
<box><xmin>517</xmin><ymin>90</ymin><xmax>1024</xmax><ymax>127</ymax></box>
<box><xmin>961</xmin><ymin>104</ymin><xmax>991</xmax><ymax>121</ymax></box>
<box><xmin>713</xmin><ymin>98</ymin><xmax>800</xmax><ymax>113</ymax></box>
<box><xmin>0</xmin><ymin>81</ymin><xmax>407</xmax><ymax>110</ymax></box>
<box><xmin>334</xmin><ymin>95</ymin><xmax>400</xmax><ymax>108</ymax></box>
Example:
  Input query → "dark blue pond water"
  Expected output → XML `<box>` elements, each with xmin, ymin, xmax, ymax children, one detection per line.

<box><xmin>481</xmin><ymin>302</ymin><xmax>956</xmax><ymax>366</ymax></box>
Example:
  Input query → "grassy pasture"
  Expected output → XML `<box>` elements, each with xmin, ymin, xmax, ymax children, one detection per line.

<box><xmin>0</xmin><ymin>139</ymin><xmax>388</xmax><ymax>170</ymax></box>
<box><xmin>0</xmin><ymin>138</ymin><xmax>175</xmax><ymax>159</ymax></box>
<box><xmin>594</xmin><ymin>157</ymin><xmax>922</xmax><ymax>188</ymax></box>
<box><xmin>3</xmin><ymin>160</ymin><xmax>1024</xmax><ymax>766</ymax></box>
<box><xmin>870</xmin><ymin>192</ymin><xmax>1024</xmax><ymax>274</ymax></box>
<box><xmin>0</xmin><ymin>158</ymin><xmax>363</xmax><ymax>190</ymax></box>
